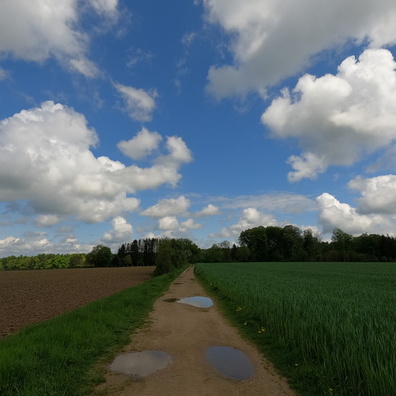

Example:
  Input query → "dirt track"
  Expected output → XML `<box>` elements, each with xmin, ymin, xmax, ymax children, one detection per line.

<box><xmin>95</xmin><ymin>266</ymin><xmax>295</xmax><ymax>396</ymax></box>
<box><xmin>0</xmin><ymin>266</ymin><xmax>154</xmax><ymax>339</ymax></box>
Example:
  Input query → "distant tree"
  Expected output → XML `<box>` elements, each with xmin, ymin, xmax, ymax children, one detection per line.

<box><xmin>86</xmin><ymin>245</ymin><xmax>113</xmax><ymax>267</ymax></box>
<box><xmin>69</xmin><ymin>253</ymin><xmax>86</xmax><ymax>268</ymax></box>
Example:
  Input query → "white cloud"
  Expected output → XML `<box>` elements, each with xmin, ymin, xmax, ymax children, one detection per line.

<box><xmin>141</xmin><ymin>196</ymin><xmax>190</xmax><ymax>217</ymax></box>
<box><xmin>102</xmin><ymin>216</ymin><xmax>133</xmax><ymax>243</ymax></box>
<box><xmin>156</xmin><ymin>216</ymin><xmax>202</xmax><ymax>238</ymax></box>
<box><xmin>316</xmin><ymin>192</ymin><xmax>391</xmax><ymax>235</ymax></box>
<box><xmin>0</xmin><ymin>232</ymin><xmax>92</xmax><ymax>258</ymax></box>
<box><xmin>213</xmin><ymin>207</ymin><xmax>279</xmax><ymax>239</ymax></box>
<box><xmin>0</xmin><ymin>0</ymin><xmax>118</xmax><ymax>77</ymax></box>
<box><xmin>159</xmin><ymin>136</ymin><xmax>193</xmax><ymax>165</ymax></box>
<box><xmin>349</xmin><ymin>175</ymin><xmax>396</xmax><ymax>215</ymax></box>
<box><xmin>158</xmin><ymin>216</ymin><xmax>179</xmax><ymax>231</ymax></box>
<box><xmin>287</xmin><ymin>153</ymin><xmax>327</xmax><ymax>182</ymax></box>
<box><xmin>0</xmin><ymin>102</ymin><xmax>192</xmax><ymax>223</ymax></box>
<box><xmin>195</xmin><ymin>204</ymin><xmax>221</xmax><ymax>217</ymax></box>
<box><xmin>204</xmin><ymin>0</ymin><xmax>396</xmax><ymax>98</ymax></box>
<box><xmin>262</xmin><ymin>49</ymin><xmax>396</xmax><ymax>180</ymax></box>
<box><xmin>88</xmin><ymin>0</ymin><xmax>118</xmax><ymax>16</ymax></box>
<box><xmin>181</xmin><ymin>218</ymin><xmax>202</xmax><ymax>230</ymax></box>
<box><xmin>117</xmin><ymin>127</ymin><xmax>162</xmax><ymax>160</ymax></box>
<box><xmin>114</xmin><ymin>83</ymin><xmax>158</xmax><ymax>122</ymax></box>
<box><xmin>69</xmin><ymin>58</ymin><xmax>101</xmax><ymax>78</ymax></box>
<box><xmin>35</xmin><ymin>214</ymin><xmax>61</xmax><ymax>227</ymax></box>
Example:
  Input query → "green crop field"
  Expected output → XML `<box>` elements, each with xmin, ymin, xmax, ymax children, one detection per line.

<box><xmin>195</xmin><ymin>262</ymin><xmax>396</xmax><ymax>396</ymax></box>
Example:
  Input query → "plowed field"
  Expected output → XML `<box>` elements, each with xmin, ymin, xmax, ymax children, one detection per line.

<box><xmin>0</xmin><ymin>266</ymin><xmax>154</xmax><ymax>339</ymax></box>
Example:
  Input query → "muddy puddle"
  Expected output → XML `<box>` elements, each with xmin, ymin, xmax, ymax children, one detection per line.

<box><xmin>108</xmin><ymin>350</ymin><xmax>172</xmax><ymax>377</ymax></box>
<box><xmin>163</xmin><ymin>296</ymin><xmax>214</xmax><ymax>308</ymax></box>
<box><xmin>206</xmin><ymin>346</ymin><xmax>255</xmax><ymax>380</ymax></box>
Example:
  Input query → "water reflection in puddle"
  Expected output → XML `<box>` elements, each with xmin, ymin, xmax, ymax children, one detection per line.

<box><xmin>163</xmin><ymin>296</ymin><xmax>214</xmax><ymax>308</ymax></box>
<box><xmin>177</xmin><ymin>296</ymin><xmax>214</xmax><ymax>308</ymax></box>
<box><xmin>109</xmin><ymin>350</ymin><xmax>172</xmax><ymax>377</ymax></box>
<box><xmin>206</xmin><ymin>346</ymin><xmax>255</xmax><ymax>380</ymax></box>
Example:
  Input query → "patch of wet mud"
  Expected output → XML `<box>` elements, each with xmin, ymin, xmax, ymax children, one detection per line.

<box><xmin>206</xmin><ymin>346</ymin><xmax>255</xmax><ymax>380</ymax></box>
<box><xmin>109</xmin><ymin>350</ymin><xmax>172</xmax><ymax>377</ymax></box>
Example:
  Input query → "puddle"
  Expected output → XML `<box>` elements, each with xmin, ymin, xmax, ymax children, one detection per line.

<box><xmin>163</xmin><ymin>296</ymin><xmax>214</xmax><ymax>308</ymax></box>
<box><xmin>206</xmin><ymin>346</ymin><xmax>255</xmax><ymax>380</ymax></box>
<box><xmin>177</xmin><ymin>296</ymin><xmax>214</xmax><ymax>308</ymax></box>
<box><xmin>108</xmin><ymin>350</ymin><xmax>172</xmax><ymax>377</ymax></box>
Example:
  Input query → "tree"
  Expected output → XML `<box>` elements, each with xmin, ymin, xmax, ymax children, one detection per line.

<box><xmin>303</xmin><ymin>229</ymin><xmax>321</xmax><ymax>259</ymax></box>
<box><xmin>86</xmin><ymin>245</ymin><xmax>113</xmax><ymax>267</ymax></box>
<box><xmin>130</xmin><ymin>240</ymin><xmax>140</xmax><ymax>266</ymax></box>
<box><xmin>281</xmin><ymin>225</ymin><xmax>303</xmax><ymax>261</ymax></box>
<box><xmin>153</xmin><ymin>240</ymin><xmax>174</xmax><ymax>275</ymax></box>
<box><xmin>331</xmin><ymin>228</ymin><xmax>353</xmax><ymax>251</ymax></box>
<box><xmin>239</xmin><ymin>226</ymin><xmax>268</xmax><ymax>261</ymax></box>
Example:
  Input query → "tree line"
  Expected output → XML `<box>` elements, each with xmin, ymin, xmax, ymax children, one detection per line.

<box><xmin>199</xmin><ymin>226</ymin><xmax>396</xmax><ymax>263</ymax></box>
<box><xmin>0</xmin><ymin>238</ymin><xmax>201</xmax><ymax>273</ymax></box>
<box><xmin>2</xmin><ymin>227</ymin><xmax>396</xmax><ymax>271</ymax></box>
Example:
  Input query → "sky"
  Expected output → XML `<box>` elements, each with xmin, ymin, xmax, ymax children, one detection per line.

<box><xmin>1</xmin><ymin>0</ymin><xmax>396</xmax><ymax>257</ymax></box>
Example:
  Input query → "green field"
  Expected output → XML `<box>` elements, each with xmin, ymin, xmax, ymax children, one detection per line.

<box><xmin>195</xmin><ymin>262</ymin><xmax>396</xmax><ymax>396</ymax></box>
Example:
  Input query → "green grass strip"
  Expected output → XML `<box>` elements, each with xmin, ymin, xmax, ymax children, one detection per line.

<box><xmin>0</xmin><ymin>267</ymin><xmax>185</xmax><ymax>396</ymax></box>
<box><xmin>195</xmin><ymin>262</ymin><xmax>396</xmax><ymax>396</ymax></box>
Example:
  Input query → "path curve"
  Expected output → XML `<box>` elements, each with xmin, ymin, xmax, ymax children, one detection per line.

<box><xmin>95</xmin><ymin>266</ymin><xmax>295</xmax><ymax>396</ymax></box>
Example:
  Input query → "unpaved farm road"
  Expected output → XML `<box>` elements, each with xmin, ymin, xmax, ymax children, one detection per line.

<box><xmin>95</xmin><ymin>266</ymin><xmax>295</xmax><ymax>396</ymax></box>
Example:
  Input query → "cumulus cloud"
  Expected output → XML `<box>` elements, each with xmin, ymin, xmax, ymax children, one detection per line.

<box><xmin>213</xmin><ymin>207</ymin><xmax>279</xmax><ymax>239</ymax></box>
<box><xmin>316</xmin><ymin>192</ymin><xmax>391</xmax><ymax>235</ymax></box>
<box><xmin>157</xmin><ymin>216</ymin><xmax>202</xmax><ymax>238</ymax></box>
<box><xmin>0</xmin><ymin>101</ymin><xmax>192</xmax><ymax>223</ymax></box>
<box><xmin>117</xmin><ymin>127</ymin><xmax>162</xmax><ymax>160</ymax></box>
<box><xmin>0</xmin><ymin>0</ymin><xmax>118</xmax><ymax>77</ymax></box>
<box><xmin>204</xmin><ymin>0</ymin><xmax>396</xmax><ymax>98</ymax></box>
<box><xmin>114</xmin><ymin>83</ymin><xmax>158</xmax><ymax>122</ymax></box>
<box><xmin>158</xmin><ymin>216</ymin><xmax>179</xmax><ymax>231</ymax></box>
<box><xmin>195</xmin><ymin>204</ymin><xmax>221</xmax><ymax>217</ymax></box>
<box><xmin>262</xmin><ymin>49</ymin><xmax>396</xmax><ymax>180</ymax></box>
<box><xmin>181</xmin><ymin>218</ymin><xmax>203</xmax><ymax>230</ymax></box>
<box><xmin>141</xmin><ymin>196</ymin><xmax>190</xmax><ymax>217</ymax></box>
<box><xmin>286</xmin><ymin>153</ymin><xmax>327</xmax><ymax>183</ymax></box>
<box><xmin>102</xmin><ymin>216</ymin><xmax>133</xmax><ymax>243</ymax></box>
<box><xmin>349</xmin><ymin>175</ymin><xmax>396</xmax><ymax>215</ymax></box>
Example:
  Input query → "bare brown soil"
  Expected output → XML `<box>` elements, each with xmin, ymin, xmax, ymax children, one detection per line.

<box><xmin>0</xmin><ymin>266</ymin><xmax>154</xmax><ymax>339</ymax></box>
<box><xmin>95</xmin><ymin>266</ymin><xmax>295</xmax><ymax>396</ymax></box>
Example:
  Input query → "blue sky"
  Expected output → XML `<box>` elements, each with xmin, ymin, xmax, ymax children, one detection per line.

<box><xmin>1</xmin><ymin>0</ymin><xmax>396</xmax><ymax>256</ymax></box>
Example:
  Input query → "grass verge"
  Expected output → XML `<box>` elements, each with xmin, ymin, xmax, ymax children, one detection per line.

<box><xmin>0</xmin><ymin>266</ymin><xmax>186</xmax><ymax>396</ymax></box>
